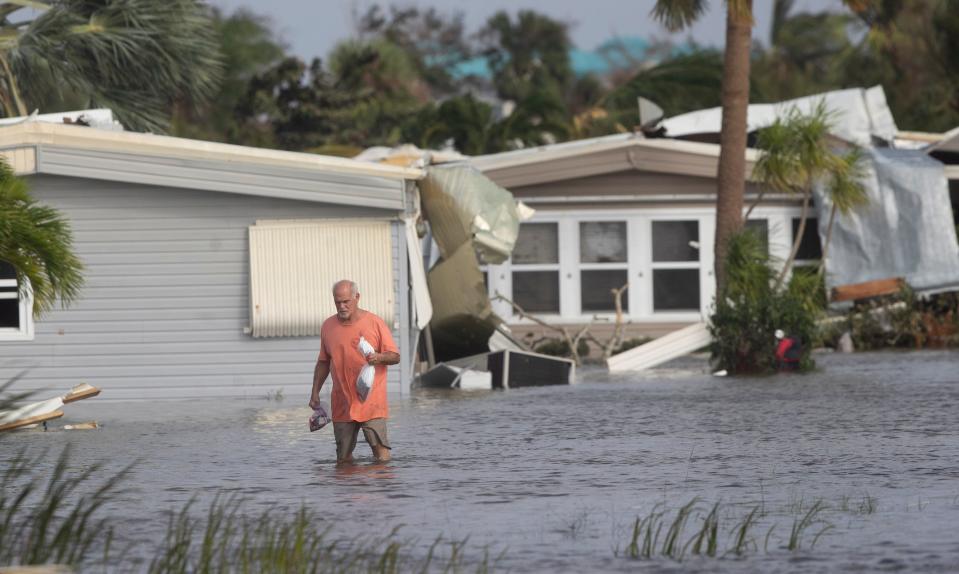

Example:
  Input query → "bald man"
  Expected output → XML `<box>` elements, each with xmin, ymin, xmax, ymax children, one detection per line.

<box><xmin>310</xmin><ymin>280</ymin><xmax>400</xmax><ymax>463</ymax></box>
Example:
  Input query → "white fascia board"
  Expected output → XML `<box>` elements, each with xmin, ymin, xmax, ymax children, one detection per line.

<box><xmin>0</xmin><ymin>122</ymin><xmax>424</xmax><ymax>181</ymax></box>
<box><xmin>471</xmin><ymin>137</ymin><xmax>759</xmax><ymax>179</ymax></box>
<box><xmin>35</xmin><ymin>145</ymin><xmax>406</xmax><ymax>210</ymax></box>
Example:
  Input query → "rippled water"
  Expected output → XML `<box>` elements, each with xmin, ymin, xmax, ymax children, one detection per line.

<box><xmin>4</xmin><ymin>350</ymin><xmax>959</xmax><ymax>572</ymax></box>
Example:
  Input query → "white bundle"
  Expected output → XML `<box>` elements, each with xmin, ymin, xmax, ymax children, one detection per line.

<box><xmin>356</xmin><ymin>336</ymin><xmax>375</xmax><ymax>401</ymax></box>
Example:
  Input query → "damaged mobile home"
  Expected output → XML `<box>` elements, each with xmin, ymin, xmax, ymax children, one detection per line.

<box><xmin>0</xmin><ymin>112</ymin><xmax>431</xmax><ymax>399</ymax></box>
<box><xmin>466</xmin><ymin>86</ymin><xmax>959</xmax><ymax>369</ymax></box>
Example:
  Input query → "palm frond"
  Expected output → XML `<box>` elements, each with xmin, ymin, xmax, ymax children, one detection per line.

<box><xmin>651</xmin><ymin>0</ymin><xmax>708</xmax><ymax>32</ymax></box>
<box><xmin>0</xmin><ymin>160</ymin><xmax>84</xmax><ymax>317</ymax></box>
<box><xmin>7</xmin><ymin>0</ymin><xmax>222</xmax><ymax>132</ymax></box>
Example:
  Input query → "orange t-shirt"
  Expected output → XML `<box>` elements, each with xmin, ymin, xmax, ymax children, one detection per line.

<box><xmin>319</xmin><ymin>310</ymin><xmax>398</xmax><ymax>423</ymax></box>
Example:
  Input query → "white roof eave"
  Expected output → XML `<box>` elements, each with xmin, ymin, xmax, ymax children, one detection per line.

<box><xmin>0</xmin><ymin>122</ymin><xmax>425</xmax><ymax>181</ymax></box>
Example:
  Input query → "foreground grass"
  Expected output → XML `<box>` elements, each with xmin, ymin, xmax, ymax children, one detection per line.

<box><xmin>0</xmin><ymin>448</ymin><xmax>497</xmax><ymax>573</ymax></box>
<box><xmin>148</xmin><ymin>498</ymin><xmax>497</xmax><ymax>574</ymax></box>
<box><xmin>621</xmin><ymin>496</ymin><xmax>836</xmax><ymax>561</ymax></box>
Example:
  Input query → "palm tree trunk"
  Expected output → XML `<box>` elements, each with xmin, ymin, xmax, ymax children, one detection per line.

<box><xmin>713</xmin><ymin>0</ymin><xmax>753</xmax><ymax>293</ymax></box>
<box><xmin>817</xmin><ymin>203</ymin><xmax>838</xmax><ymax>277</ymax></box>
<box><xmin>775</xmin><ymin>187</ymin><xmax>812</xmax><ymax>289</ymax></box>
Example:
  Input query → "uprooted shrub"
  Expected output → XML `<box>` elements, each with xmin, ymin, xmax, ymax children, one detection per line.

<box><xmin>709</xmin><ymin>231</ymin><xmax>824</xmax><ymax>375</ymax></box>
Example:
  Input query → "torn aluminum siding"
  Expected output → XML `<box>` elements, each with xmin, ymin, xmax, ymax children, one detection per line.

<box><xmin>418</xmin><ymin>165</ymin><xmax>528</xmax><ymax>360</ymax></box>
<box><xmin>418</xmin><ymin>164</ymin><xmax>523</xmax><ymax>264</ymax></box>
<box><xmin>662</xmin><ymin>86</ymin><xmax>898</xmax><ymax>147</ymax></box>
<box><xmin>815</xmin><ymin>148</ymin><xmax>959</xmax><ymax>296</ymax></box>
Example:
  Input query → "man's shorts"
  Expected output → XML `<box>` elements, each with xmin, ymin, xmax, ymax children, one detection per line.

<box><xmin>333</xmin><ymin>418</ymin><xmax>391</xmax><ymax>460</ymax></box>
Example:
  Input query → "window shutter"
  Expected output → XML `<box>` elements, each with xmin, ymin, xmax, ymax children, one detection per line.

<box><xmin>249</xmin><ymin>220</ymin><xmax>394</xmax><ymax>337</ymax></box>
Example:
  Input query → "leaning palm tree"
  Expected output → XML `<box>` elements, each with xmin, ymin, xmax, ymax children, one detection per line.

<box><xmin>0</xmin><ymin>160</ymin><xmax>83</xmax><ymax>318</ymax></box>
<box><xmin>1</xmin><ymin>0</ymin><xmax>222</xmax><ymax>132</ymax></box>
<box><xmin>749</xmin><ymin>103</ymin><xmax>868</xmax><ymax>289</ymax></box>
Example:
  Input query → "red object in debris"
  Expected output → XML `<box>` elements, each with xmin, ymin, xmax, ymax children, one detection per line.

<box><xmin>775</xmin><ymin>337</ymin><xmax>802</xmax><ymax>368</ymax></box>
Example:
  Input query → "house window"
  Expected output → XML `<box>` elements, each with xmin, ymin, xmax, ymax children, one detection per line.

<box><xmin>745</xmin><ymin>219</ymin><xmax>769</xmax><ymax>255</ymax></box>
<box><xmin>0</xmin><ymin>261</ymin><xmax>32</xmax><ymax>340</ymax></box>
<box><xmin>652</xmin><ymin>221</ymin><xmax>700</xmax><ymax>311</ymax></box>
<box><xmin>792</xmin><ymin>217</ymin><xmax>822</xmax><ymax>262</ymax></box>
<box><xmin>580</xmin><ymin>221</ymin><xmax>628</xmax><ymax>312</ymax></box>
<box><xmin>511</xmin><ymin>223</ymin><xmax>559</xmax><ymax>313</ymax></box>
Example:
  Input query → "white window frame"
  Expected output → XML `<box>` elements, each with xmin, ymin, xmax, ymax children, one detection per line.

<box><xmin>489</xmin><ymin>220</ymin><xmax>563</xmax><ymax>319</ymax></box>
<box><xmin>648</xmin><ymin>216</ymin><xmax>704</xmax><ymax>317</ymax></box>
<box><xmin>577</xmin><ymin>218</ymin><xmax>631</xmax><ymax>318</ymax></box>
<box><xmin>488</xmin><ymin>206</ymin><xmax>811</xmax><ymax>325</ymax></box>
<box><xmin>0</xmin><ymin>274</ymin><xmax>34</xmax><ymax>341</ymax></box>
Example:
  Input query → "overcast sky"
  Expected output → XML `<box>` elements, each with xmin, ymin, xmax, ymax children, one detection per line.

<box><xmin>209</xmin><ymin>0</ymin><xmax>844</xmax><ymax>61</ymax></box>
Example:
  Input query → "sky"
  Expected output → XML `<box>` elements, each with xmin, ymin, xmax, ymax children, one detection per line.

<box><xmin>209</xmin><ymin>0</ymin><xmax>845</xmax><ymax>62</ymax></box>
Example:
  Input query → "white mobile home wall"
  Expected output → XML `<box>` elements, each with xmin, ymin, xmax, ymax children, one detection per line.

<box><xmin>0</xmin><ymin>175</ymin><xmax>410</xmax><ymax>401</ymax></box>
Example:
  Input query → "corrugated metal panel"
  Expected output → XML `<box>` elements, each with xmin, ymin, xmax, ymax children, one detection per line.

<box><xmin>0</xmin><ymin>175</ymin><xmax>407</xmax><ymax>399</ymax></box>
<box><xmin>249</xmin><ymin>220</ymin><xmax>394</xmax><ymax>337</ymax></box>
<box><xmin>1</xmin><ymin>146</ymin><xmax>36</xmax><ymax>174</ymax></box>
<box><xmin>39</xmin><ymin>145</ymin><xmax>406</xmax><ymax>210</ymax></box>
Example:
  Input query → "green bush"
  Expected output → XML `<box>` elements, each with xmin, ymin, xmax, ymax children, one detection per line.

<box><xmin>709</xmin><ymin>232</ymin><xmax>823</xmax><ymax>375</ymax></box>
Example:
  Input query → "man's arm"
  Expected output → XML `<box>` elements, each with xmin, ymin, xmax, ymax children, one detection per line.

<box><xmin>367</xmin><ymin>351</ymin><xmax>400</xmax><ymax>366</ymax></box>
<box><xmin>310</xmin><ymin>356</ymin><xmax>330</xmax><ymax>409</ymax></box>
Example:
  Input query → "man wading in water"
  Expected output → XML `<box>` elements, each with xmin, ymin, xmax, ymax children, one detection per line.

<box><xmin>310</xmin><ymin>280</ymin><xmax>400</xmax><ymax>463</ymax></box>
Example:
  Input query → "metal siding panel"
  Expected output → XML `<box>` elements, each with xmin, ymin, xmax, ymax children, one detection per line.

<box><xmin>249</xmin><ymin>220</ymin><xmax>394</xmax><ymax>337</ymax></box>
<box><xmin>396</xmin><ymin>221</ymin><xmax>409</xmax><ymax>394</ymax></box>
<box><xmin>0</xmin><ymin>177</ymin><xmax>407</xmax><ymax>400</ymax></box>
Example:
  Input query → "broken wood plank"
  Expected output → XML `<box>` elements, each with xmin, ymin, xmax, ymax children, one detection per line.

<box><xmin>830</xmin><ymin>277</ymin><xmax>905</xmax><ymax>303</ymax></box>
<box><xmin>62</xmin><ymin>383</ymin><xmax>101</xmax><ymax>404</ymax></box>
<box><xmin>0</xmin><ymin>409</ymin><xmax>64</xmax><ymax>432</ymax></box>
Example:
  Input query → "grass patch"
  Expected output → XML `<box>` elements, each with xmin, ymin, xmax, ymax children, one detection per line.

<box><xmin>149</xmin><ymin>498</ymin><xmax>499</xmax><ymax>573</ymax></box>
<box><xmin>623</xmin><ymin>496</ymin><xmax>845</xmax><ymax>562</ymax></box>
<box><xmin>0</xmin><ymin>448</ymin><xmax>130</xmax><ymax>569</ymax></box>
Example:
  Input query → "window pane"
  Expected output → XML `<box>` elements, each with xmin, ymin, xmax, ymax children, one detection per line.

<box><xmin>653</xmin><ymin>221</ymin><xmax>699</xmax><ymax>262</ymax></box>
<box><xmin>512</xmin><ymin>271</ymin><xmax>559</xmax><ymax>313</ymax></box>
<box><xmin>581</xmin><ymin>270</ymin><xmax>629</xmax><ymax>312</ymax></box>
<box><xmin>745</xmin><ymin>219</ymin><xmax>769</xmax><ymax>255</ymax></box>
<box><xmin>653</xmin><ymin>269</ymin><xmax>700</xmax><ymax>311</ymax></box>
<box><xmin>580</xmin><ymin>222</ymin><xmax>627</xmax><ymax>263</ymax></box>
<box><xmin>0</xmin><ymin>261</ymin><xmax>14</xmax><ymax>279</ymax></box>
<box><xmin>792</xmin><ymin>218</ymin><xmax>822</xmax><ymax>260</ymax></box>
<box><xmin>0</xmin><ymin>299</ymin><xmax>18</xmax><ymax>328</ymax></box>
<box><xmin>512</xmin><ymin>223</ymin><xmax>558</xmax><ymax>264</ymax></box>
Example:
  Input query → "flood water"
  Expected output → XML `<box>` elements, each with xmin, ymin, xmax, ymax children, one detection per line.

<box><xmin>4</xmin><ymin>350</ymin><xmax>959</xmax><ymax>572</ymax></box>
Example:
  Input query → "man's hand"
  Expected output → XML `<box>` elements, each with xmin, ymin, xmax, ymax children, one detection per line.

<box><xmin>309</xmin><ymin>394</ymin><xmax>321</xmax><ymax>410</ymax></box>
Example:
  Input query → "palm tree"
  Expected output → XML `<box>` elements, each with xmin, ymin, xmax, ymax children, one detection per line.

<box><xmin>652</xmin><ymin>0</ymin><xmax>865</xmax><ymax>291</ymax></box>
<box><xmin>652</xmin><ymin>0</ymin><xmax>755</xmax><ymax>292</ymax></box>
<box><xmin>749</xmin><ymin>103</ymin><xmax>867</xmax><ymax>288</ymax></box>
<box><xmin>1</xmin><ymin>0</ymin><xmax>221</xmax><ymax>133</ymax></box>
<box><xmin>0</xmin><ymin>161</ymin><xmax>83</xmax><ymax>318</ymax></box>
